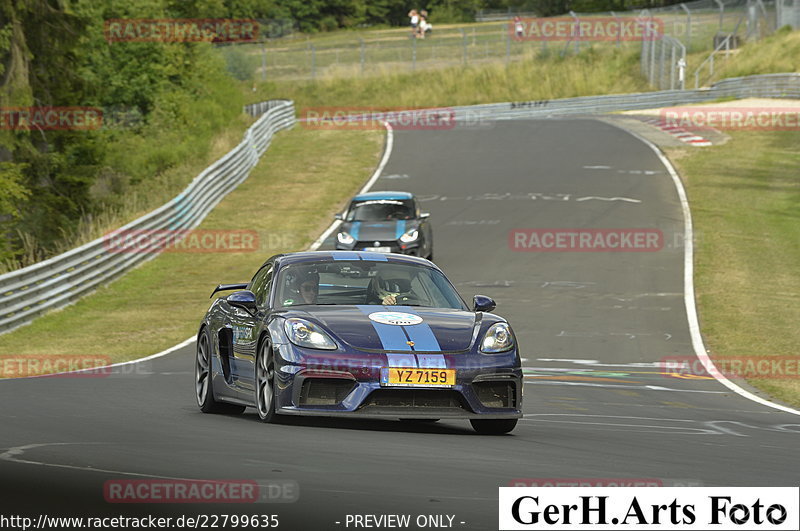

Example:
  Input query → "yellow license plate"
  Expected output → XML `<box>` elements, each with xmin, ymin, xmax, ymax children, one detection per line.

<box><xmin>381</xmin><ymin>368</ymin><xmax>455</xmax><ymax>387</ymax></box>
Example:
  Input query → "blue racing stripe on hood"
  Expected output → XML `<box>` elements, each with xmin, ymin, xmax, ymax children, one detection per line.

<box><xmin>359</xmin><ymin>305</ymin><xmax>442</xmax><ymax>352</ymax></box>
<box><xmin>371</xmin><ymin>322</ymin><xmax>413</xmax><ymax>351</ymax></box>
<box><xmin>395</xmin><ymin>219</ymin><xmax>407</xmax><ymax>240</ymax></box>
<box><xmin>403</xmin><ymin>324</ymin><xmax>441</xmax><ymax>352</ymax></box>
<box><xmin>390</xmin><ymin>305</ymin><xmax>440</xmax><ymax>352</ymax></box>
<box><xmin>357</xmin><ymin>305</ymin><xmax>412</xmax><ymax>351</ymax></box>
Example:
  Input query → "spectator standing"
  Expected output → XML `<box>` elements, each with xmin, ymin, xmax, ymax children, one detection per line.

<box><xmin>409</xmin><ymin>9</ymin><xmax>419</xmax><ymax>38</ymax></box>
<box><xmin>418</xmin><ymin>10</ymin><xmax>429</xmax><ymax>39</ymax></box>
<box><xmin>514</xmin><ymin>16</ymin><xmax>525</xmax><ymax>40</ymax></box>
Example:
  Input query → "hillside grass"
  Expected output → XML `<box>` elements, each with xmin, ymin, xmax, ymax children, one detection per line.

<box><xmin>689</xmin><ymin>25</ymin><xmax>800</xmax><ymax>88</ymax></box>
<box><xmin>252</xmin><ymin>44</ymin><xmax>649</xmax><ymax>109</ymax></box>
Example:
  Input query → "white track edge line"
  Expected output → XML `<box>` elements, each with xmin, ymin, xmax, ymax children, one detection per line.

<box><xmin>2</xmin><ymin>122</ymin><xmax>396</xmax><ymax>381</ymax></box>
<box><xmin>308</xmin><ymin>122</ymin><xmax>394</xmax><ymax>251</ymax></box>
<box><xmin>611</xmin><ymin>123</ymin><xmax>800</xmax><ymax>417</ymax></box>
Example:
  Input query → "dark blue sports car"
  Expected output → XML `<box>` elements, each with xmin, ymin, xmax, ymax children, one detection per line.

<box><xmin>196</xmin><ymin>251</ymin><xmax>522</xmax><ymax>434</ymax></box>
<box><xmin>334</xmin><ymin>191</ymin><xmax>433</xmax><ymax>260</ymax></box>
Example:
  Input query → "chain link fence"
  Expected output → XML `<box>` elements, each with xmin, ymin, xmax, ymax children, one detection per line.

<box><xmin>777</xmin><ymin>0</ymin><xmax>800</xmax><ymax>27</ymax></box>
<box><xmin>642</xmin><ymin>0</ymin><xmax>779</xmax><ymax>89</ymax></box>
<box><xmin>225</xmin><ymin>0</ymin><xmax>778</xmax><ymax>83</ymax></box>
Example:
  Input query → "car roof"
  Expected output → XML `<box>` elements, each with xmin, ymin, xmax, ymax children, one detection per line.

<box><xmin>352</xmin><ymin>191</ymin><xmax>414</xmax><ymax>201</ymax></box>
<box><xmin>266</xmin><ymin>251</ymin><xmax>436</xmax><ymax>269</ymax></box>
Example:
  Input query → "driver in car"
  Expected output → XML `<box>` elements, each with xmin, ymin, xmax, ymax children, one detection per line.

<box><xmin>370</xmin><ymin>271</ymin><xmax>414</xmax><ymax>306</ymax></box>
<box><xmin>296</xmin><ymin>270</ymin><xmax>319</xmax><ymax>305</ymax></box>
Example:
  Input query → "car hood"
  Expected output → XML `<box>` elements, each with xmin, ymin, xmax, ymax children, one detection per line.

<box><xmin>341</xmin><ymin>220</ymin><xmax>416</xmax><ymax>242</ymax></box>
<box><xmin>282</xmin><ymin>305</ymin><xmax>479</xmax><ymax>353</ymax></box>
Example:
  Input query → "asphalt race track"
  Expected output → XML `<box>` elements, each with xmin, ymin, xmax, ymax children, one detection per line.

<box><xmin>2</xmin><ymin>118</ymin><xmax>798</xmax><ymax>530</ymax></box>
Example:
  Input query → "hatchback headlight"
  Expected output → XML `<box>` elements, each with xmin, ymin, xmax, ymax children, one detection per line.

<box><xmin>480</xmin><ymin>322</ymin><xmax>515</xmax><ymax>353</ymax></box>
<box><xmin>284</xmin><ymin>318</ymin><xmax>337</xmax><ymax>350</ymax></box>
<box><xmin>399</xmin><ymin>229</ymin><xmax>419</xmax><ymax>243</ymax></box>
<box><xmin>337</xmin><ymin>231</ymin><xmax>355</xmax><ymax>245</ymax></box>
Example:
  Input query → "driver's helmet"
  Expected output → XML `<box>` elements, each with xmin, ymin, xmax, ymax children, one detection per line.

<box><xmin>284</xmin><ymin>267</ymin><xmax>319</xmax><ymax>305</ymax></box>
<box><xmin>370</xmin><ymin>268</ymin><xmax>412</xmax><ymax>300</ymax></box>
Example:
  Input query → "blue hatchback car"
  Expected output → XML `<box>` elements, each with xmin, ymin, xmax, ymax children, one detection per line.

<box><xmin>334</xmin><ymin>191</ymin><xmax>433</xmax><ymax>260</ymax></box>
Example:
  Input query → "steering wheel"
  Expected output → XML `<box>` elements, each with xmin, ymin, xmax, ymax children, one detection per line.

<box><xmin>394</xmin><ymin>293</ymin><xmax>422</xmax><ymax>305</ymax></box>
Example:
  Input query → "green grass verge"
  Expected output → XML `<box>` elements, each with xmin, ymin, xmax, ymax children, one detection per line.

<box><xmin>252</xmin><ymin>45</ymin><xmax>649</xmax><ymax>109</ymax></box>
<box><xmin>0</xmin><ymin>127</ymin><xmax>382</xmax><ymax>369</ymax></box>
<box><xmin>667</xmin><ymin>130</ymin><xmax>800</xmax><ymax>406</ymax></box>
<box><xmin>688</xmin><ymin>26</ymin><xmax>800</xmax><ymax>88</ymax></box>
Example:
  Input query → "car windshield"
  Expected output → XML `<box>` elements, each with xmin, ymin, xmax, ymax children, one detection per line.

<box><xmin>346</xmin><ymin>199</ymin><xmax>414</xmax><ymax>221</ymax></box>
<box><xmin>276</xmin><ymin>260</ymin><xmax>467</xmax><ymax>310</ymax></box>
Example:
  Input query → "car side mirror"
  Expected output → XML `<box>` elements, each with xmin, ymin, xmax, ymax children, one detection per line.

<box><xmin>473</xmin><ymin>295</ymin><xmax>496</xmax><ymax>313</ymax></box>
<box><xmin>334</xmin><ymin>213</ymin><xmax>343</xmax><ymax>220</ymax></box>
<box><xmin>227</xmin><ymin>290</ymin><xmax>257</xmax><ymax>311</ymax></box>
<box><xmin>420</xmin><ymin>212</ymin><xmax>430</xmax><ymax>219</ymax></box>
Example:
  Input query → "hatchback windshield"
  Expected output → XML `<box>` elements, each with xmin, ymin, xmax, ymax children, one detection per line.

<box><xmin>276</xmin><ymin>260</ymin><xmax>467</xmax><ymax>310</ymax></box>
<box><xmin>346</xmin><ymin>199</ymin><xmax>414</xmax><ymax>221</ymax></box>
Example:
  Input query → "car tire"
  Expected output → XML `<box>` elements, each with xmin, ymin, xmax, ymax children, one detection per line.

<box><xmin>196</xmin><ymin>329</ymin><xmax>245</xmax><ymax>414</ymax></box>
<box><xmin>256</xmin><ymin>338</ymin><xmax>279</xmax><ymax>423</ymax></box>
<box><xmin>470</xmin><ymin>418</ymin><xmax>518</xmax><ymax>435</ymax></box>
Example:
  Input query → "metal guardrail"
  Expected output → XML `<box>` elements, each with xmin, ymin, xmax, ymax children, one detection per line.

<box><xmin>435</xmin><ymin>73</ymin><xmax>800</xmax><ymax>123</ymax></box>
<box><xmin>0</xmin><ymin>100</ymin><xmax>295</xmax><ymax>335</ymax></box>
<box><xmin>311</xmin><ymin>74</ymin><xmax>797</xmax><ymax>131</ymax></box>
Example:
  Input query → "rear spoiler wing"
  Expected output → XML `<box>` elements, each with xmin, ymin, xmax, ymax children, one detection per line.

<box><xmin>210</xmin><ymin>283</ymin><xmax>248</xmax><ymax>298</ymax></box>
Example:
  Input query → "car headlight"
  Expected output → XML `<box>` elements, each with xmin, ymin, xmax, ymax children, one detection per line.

<box><xmin>399</xmin><ymin>229</ymin><xmax>419</xmax><ymax>243</ymax></box>
<box><xmin>284</xmin><ymin>318</ymin><xmax>337</xmax><ymax>350</ymax></box>
<box><xmin>337</xmin><ymin>231</ymin><xmax>355</xmax><ymax>245</ymax></box>
<box><xmin>480</xmin><ymin>322</ymin><xmax>515</xmax><ymax>353</ymax></box>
